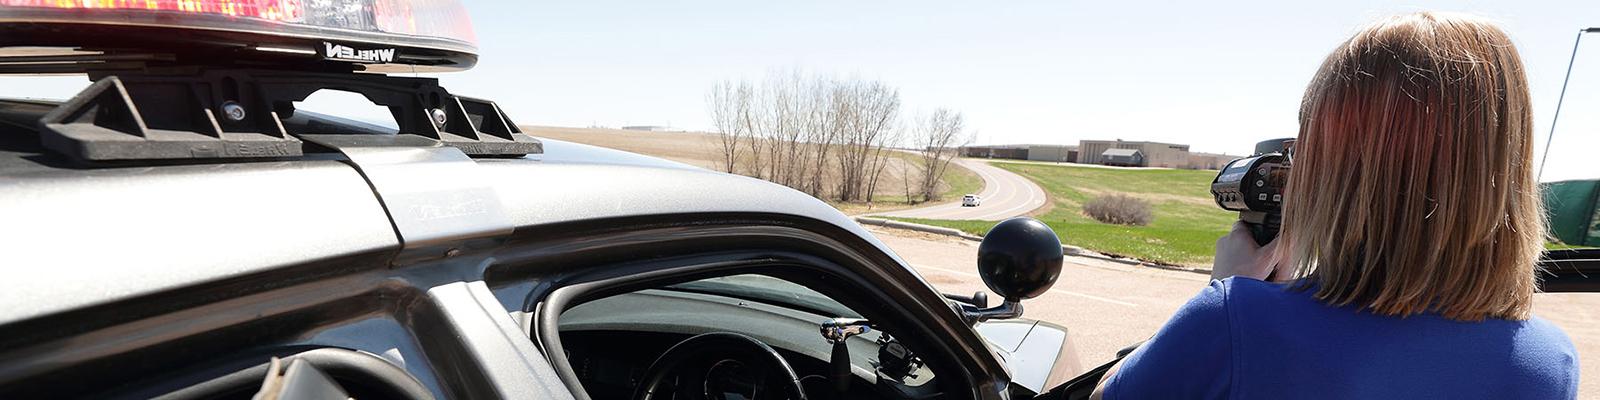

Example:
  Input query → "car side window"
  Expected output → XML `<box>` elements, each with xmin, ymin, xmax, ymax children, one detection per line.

<box><xmin>556</xmin><ymin>273</ymin><xmax>939</xmax><ymax>400</ymax></box>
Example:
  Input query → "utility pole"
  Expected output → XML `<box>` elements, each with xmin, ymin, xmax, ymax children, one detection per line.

<box><xmin>1538</xmin><ymin>27</ymin><xmax>1600</xmax><ymax>182</ymax></box>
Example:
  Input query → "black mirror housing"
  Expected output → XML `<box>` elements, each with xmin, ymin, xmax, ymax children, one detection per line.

<box><xmin>977</xmin><ymin>217</ymin><xmax>1063</xmax><ymax>301</ymax></box>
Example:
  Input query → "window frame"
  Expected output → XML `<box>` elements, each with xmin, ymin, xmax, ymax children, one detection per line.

<box><xmin>486</xmin><ymin>215</ymin><xmax>1010</xmax><ymax>400</ymax></box>
<box><xmin>537</xmin><ymin>257</ymin><xmax>967</xmax><ymax>399</ymax></box>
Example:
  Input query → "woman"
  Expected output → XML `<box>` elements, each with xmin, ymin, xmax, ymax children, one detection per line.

<box><xmin>1093</xmin><ymin>12</ymin><xmax>1578</xmax><ymax>399</ymax></box>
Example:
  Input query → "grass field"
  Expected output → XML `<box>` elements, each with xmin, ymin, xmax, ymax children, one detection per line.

<box><xmin>936</xmin><ymin>160</ymin><xmax>984</xmax><ymax>202</ymax></box>
<box><xmin>1549</xmin><ymin>242</ymin><xmax>1599</xmax><ymax>250</ymax></box>
<box><xmin>895</xmin><ymin>162</ymin><xmax>1235</xmax><ymax>266</ymax></box>
<box><xmin>882</xmin><ymin>152</ymin><xmax>985</xmax><ymax>204</ymax></box>
<box><xmin>805</xmin><ymin>152</ymin><xmax>983</xmax><ymax>215</ymax></box>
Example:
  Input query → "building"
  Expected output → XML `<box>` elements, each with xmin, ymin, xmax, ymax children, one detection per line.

<box><xmin>621</xmin><ymin>125</ymin><xmax>676</xmax><ymax>132</ymax></box>
<box><xmin>1100</xmin><ymin>148</ymin><xmax>1145</xmax><ymax>166</ymax></box>
<box><xmin>1185</xmin><ymin>152</ymin><xmax>1238</xmax><ymax>170</ymax></box>
<box><xmin>964</xmin><ymin>140</ymin><xmax>1237</xmax><ymax>170</ymax></box>
<box><xmin>1078</xmin><ymin>140</ymin><xmax>1193</xmax><ymax>168</ymax></box>
<box><xmin>1023</xmin><ymin>145</ymin><xmax>1076</xmax><ymax>162</ymax></box>
<box><xmin>964</xmin><ymin>144</ymin><xmax>1030</xmax><ymax>159</ymax></box>
<box><xmin>962</xmin><ymin>144</ymin><xmax>1078</xmax><ymax>162</ymax></box>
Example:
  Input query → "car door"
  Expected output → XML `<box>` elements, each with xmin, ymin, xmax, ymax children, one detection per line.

<box><xmin>482</xmin><ymin>214</ymin><xmax>1025</xmax><ymax>399</ymax></box>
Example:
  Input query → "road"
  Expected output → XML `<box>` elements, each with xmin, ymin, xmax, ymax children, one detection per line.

<box><xmin>865</xmin><ymin>226</ymin><xmax>1600</xmax><ymax>397</ymax></box>
<box><xmin>872</xmin><ymin>158</ymin><xmax>1047</xmax><ymax>221</ymax></box>
<box><xmin>867</xmin><ymin>226</ymin><xmax>1204</xmax><ymax>367</ymax></box>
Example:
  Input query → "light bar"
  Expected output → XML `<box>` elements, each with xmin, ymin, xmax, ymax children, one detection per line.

<box><xmin>0</xmin><ymin>0</ymin><xmax>477</xmax><ymax>67</ymax></box>
<box><xmin>3</xmin><ymin>0</ymin><xmax>307</xmax><ymax>21</ymax></box>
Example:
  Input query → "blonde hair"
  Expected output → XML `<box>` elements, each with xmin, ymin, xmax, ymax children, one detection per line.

<box><xmin>1281</xmin><ymin>12</ymin><xmax>1545</xmax><ymax>321</ymax></box>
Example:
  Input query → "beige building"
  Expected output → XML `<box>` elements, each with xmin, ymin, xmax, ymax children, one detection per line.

<box><xmin>1023</xmin><ymin>145</ymin><xmax>1076</xmax><ymax>162</ymax></box>
<box><xmin>1077</xmin><ymin>140</ymin><xmax>1239</xmax><ymax>169</ymax></box>
<box><xmin>963</xmin><ymin>144</ymin><xmax>1078</xmax><ymax>162</ymax></box>
<box><xmin>1185</xmin><ymin>152</ymin><xmax>1238</xmax><ymax>170</ymax></box>
<box><xmin>965</xmin><ymin>140</ymin><xmax>1236</xmax><ymax>170</ymax></box>
<box><xmin>1078</xmin><ymin>140</ymin><xmax>1192</xmax><ymax>168</ymax></box>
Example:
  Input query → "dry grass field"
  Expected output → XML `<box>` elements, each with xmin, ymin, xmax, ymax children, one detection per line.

<box><xmin>526</xmin><ymin>126</ymin><xmax>724</xmax><ymax>168</ymax></box>
<box><xmin>523</xmin><ymin>126</ymin><xmax>981</xmax><ymax>213</ymax></box>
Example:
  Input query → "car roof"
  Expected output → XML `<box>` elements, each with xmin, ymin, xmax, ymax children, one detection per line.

<box><xmin>0</xmin><ymin>99</ymin><xmax>917</xmax><ymax>326</ymax></box>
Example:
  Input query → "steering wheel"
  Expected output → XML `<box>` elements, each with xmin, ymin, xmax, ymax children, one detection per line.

<box><xmin>632</xmin><ymin>332</ymin><xmax>808</xmax><ymax>400</ymax></box>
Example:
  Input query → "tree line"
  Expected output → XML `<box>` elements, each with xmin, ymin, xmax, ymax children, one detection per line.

<box><xmin>707</xmin><ymin>70</ymin><xmax>973</xmax><ymax>205</ymax></box>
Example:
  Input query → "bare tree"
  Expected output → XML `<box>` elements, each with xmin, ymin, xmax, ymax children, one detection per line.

<box><xmin>832</xmin><ymin>79</ymin><xmax>901</xmax><ymax>202</ymax></box>
<box><xmin>703</xmin><ymin>70</ymin><xmax>923</xmax><ymax>204</ymax></box>
<box><xmin>900</xmin><ymin>154</ymin><xmax>920</xmax><ymax>204</ymax></box>
<box><xmin>706</xmin><ymin>80</ymin><xmax>746</xmax><ymax>173</ymax></box>
<box><xmin>863</xmin><ymin>114</ymin><xmax>904</xmax><ymax>206</ymax></box>
<box><xmin>741</xmin><ymin>80</ymin><xmax>768</xmax><ymax>179</ymax></box>
<box><xmin>774</xmin><ymin>70</ymin><xmax>808</xmax><ymax>190</ymax></box>
<box><xmin>915</xmin><ymin>108</ymin><xmax>972</xmax><ymax>201</ymax></box>
<box><xmin>801</xmin><ymin>76</ymin><xmax>838</xmax><ymax>198</ymax></box>
<box><xmin>758</xmin><ymin>73</ymin><xmax>794</xmax><ymax>183</ymax></box>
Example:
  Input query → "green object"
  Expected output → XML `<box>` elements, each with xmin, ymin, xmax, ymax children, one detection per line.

<box><xmin>1543</xmin><ymin>180</ymin><xmax>1600</xmax><ymax>246</ymax></box>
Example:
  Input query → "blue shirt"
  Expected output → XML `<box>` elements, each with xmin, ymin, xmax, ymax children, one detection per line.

<box><xmin>1103</xmin><ymin>278</ymin><xmax>1579</xmax><ymax>399</ymax></box>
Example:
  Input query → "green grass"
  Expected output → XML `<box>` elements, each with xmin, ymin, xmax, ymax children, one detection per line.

<box><xmin>893</xmin><ymin>163</ymin><xmax>1235</xmax><ymax>266</ymax></box>
<box><xmin>875</xmin><ymin>152</ymin><xmax>984</xmax><ymax>204</ymax></box>
<box><xmin>1547</xmin><ymin>242</ymin><xmax>1597</xmax><ymax>250</ymax></box>
<box><xmin>831</xmin><ymin>155</ymin><xmax>986</xmax><ymax>214</ymax></box>
<box><xmin>937</xmin><ymin>161</ymin><xmax>984</xmax><ymax>202</ymax></box>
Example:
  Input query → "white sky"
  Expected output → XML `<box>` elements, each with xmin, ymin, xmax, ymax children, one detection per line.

<box><xmin>2</xmin><ymin>1</ymin><xmax>1596</xmax><ymax>181</ymax></box>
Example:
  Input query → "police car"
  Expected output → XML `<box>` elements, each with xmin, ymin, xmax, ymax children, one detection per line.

<box><xmin>0</xmin><ymin>1</ymin><xmax>1115</xmax><ymax>398</ymax></box>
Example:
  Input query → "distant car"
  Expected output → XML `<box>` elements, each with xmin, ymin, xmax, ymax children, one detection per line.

<box><xmin>963</xmin><ymin>194</ymin><xmax>983</xmax><ymax>207</ymax></box>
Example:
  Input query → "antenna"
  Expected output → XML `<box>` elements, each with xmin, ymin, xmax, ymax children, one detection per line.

<box><xmin>1538</xmin><ymin>27</ymin><xmax>1600</xmax><ymax>182</ymax></box>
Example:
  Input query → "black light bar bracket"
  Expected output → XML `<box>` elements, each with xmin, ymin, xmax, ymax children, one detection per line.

<box><xmin>37</xmin><ymin>68</ymin><xmax>540</xmax><ymax>162</ymax></box>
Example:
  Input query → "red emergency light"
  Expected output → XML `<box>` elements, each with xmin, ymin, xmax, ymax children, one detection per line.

<box><xmin>0</xmin><ymin>0</ymin><xmax>478</xmax><ymax>71</ymax></box>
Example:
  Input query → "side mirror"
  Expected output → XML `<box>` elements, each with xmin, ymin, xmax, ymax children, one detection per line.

<box><xmin>958</xmin><ymin>217</ymin><xmax>1063</xmax><ymax>325</ymax></box>
<box><xmin>978</xmin><ymin>217</ymin><xmax>1064</xmax><ymax>301</ymax></box>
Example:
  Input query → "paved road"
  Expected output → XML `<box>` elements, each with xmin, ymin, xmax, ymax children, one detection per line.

<box><xmin>872</xmin><ymin>158</ymin><xmax>1047</xmax><ymax>221</ymax></box>
<box><xmin>867</xmin><ymin>226</ymin><xmax>1204</xmax><ymax>367</ymax></box>
<box><xmin>865</xmin><ymin>226</ymin><xmax>1600</xmax><ymax>397</ymax></box>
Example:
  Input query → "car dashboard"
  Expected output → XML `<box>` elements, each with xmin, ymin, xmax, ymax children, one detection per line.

<box><xmin>558</xmin><ymin>289</ymin><xmax>942</xmax><ymax>399</ymax></box>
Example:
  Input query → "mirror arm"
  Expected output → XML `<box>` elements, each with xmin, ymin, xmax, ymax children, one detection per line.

<box><xmin>820</xmin><ymin>318</ymin><xmax>873</xmax><ymax>396</ymax></box>
<box><xmin>943</xmin><ymin>291</ymin><xmax>989</xmax><ymax>308</ymax></box>
<box><xmin>957</xmin><ymin>300</ymin><xmax>1022</xmax><ymax>325</ymax></box>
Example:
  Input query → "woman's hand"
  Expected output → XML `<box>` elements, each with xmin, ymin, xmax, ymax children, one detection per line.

<box><xmin>1212</xmin><ymin>222</ymin><xmax>1284</xmax><ymax>281</ymax></box>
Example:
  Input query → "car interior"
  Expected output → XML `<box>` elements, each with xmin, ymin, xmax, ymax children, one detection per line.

<box><xmin>556</xmin><ymin>274</ymin><xmax>946</xmax><ymax>400</ymax></box>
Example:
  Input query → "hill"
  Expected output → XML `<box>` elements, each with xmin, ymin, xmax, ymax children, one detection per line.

<box><xmin>522</xmin><ymin>126</ymin><xmax>981</xmax><ymax>212</ymax></box>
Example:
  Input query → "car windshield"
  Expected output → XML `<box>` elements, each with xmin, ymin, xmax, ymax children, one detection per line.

<box><xmin>662</xmin><ymin>274</ymin><xmax>860</xmax><ymax>319</ymax></box>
